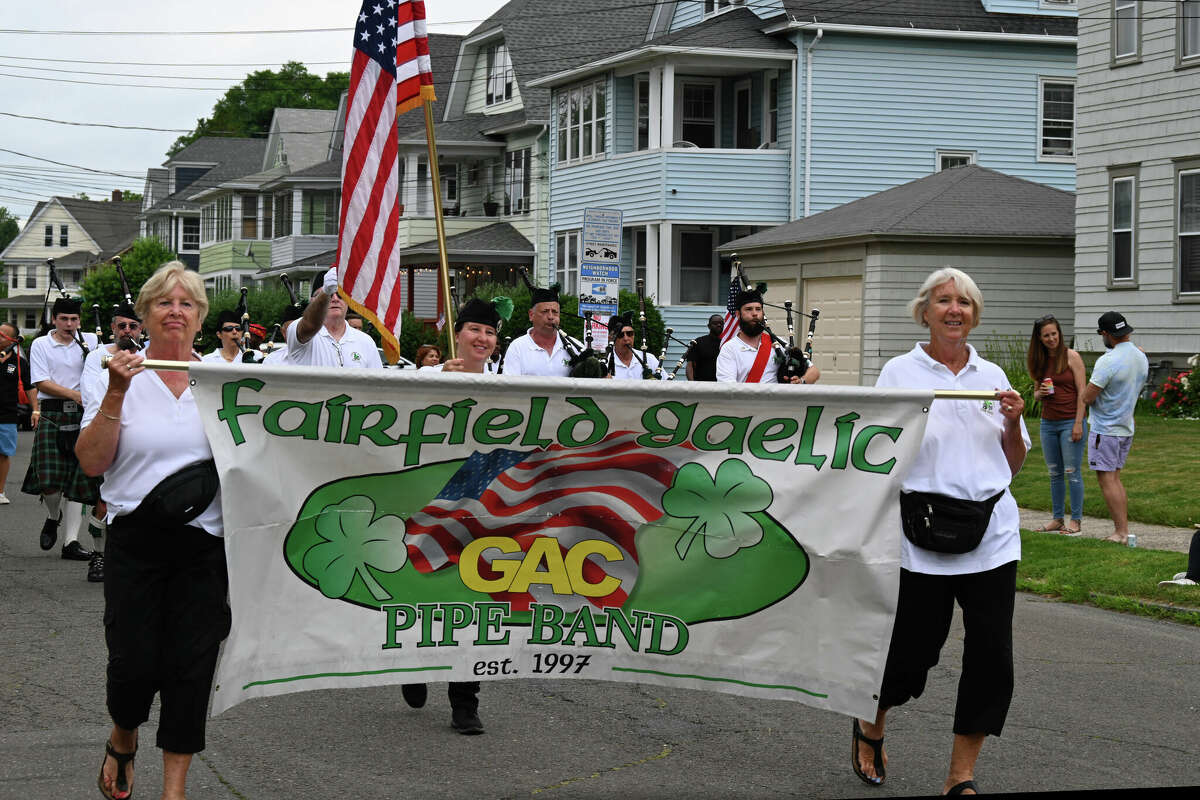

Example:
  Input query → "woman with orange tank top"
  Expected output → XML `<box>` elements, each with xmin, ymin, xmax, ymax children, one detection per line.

<box><xmin>1026</xmin><ymin>315</ymin><xmax>1088</xmax><ymax>534</ymax></box>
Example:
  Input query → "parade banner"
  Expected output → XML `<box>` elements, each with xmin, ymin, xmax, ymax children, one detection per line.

<box><xmin>190</xmin><ymin>364</ymin><xmax>932</xmax><ymax>718</ymax></box>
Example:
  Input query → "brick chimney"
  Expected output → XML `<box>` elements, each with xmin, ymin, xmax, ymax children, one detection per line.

<box><xmin>112</xmin><ymin>189</ymin><xmax>123</xmax><ymax>202</ymax></box>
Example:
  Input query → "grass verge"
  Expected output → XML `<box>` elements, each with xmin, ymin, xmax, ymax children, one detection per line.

<box><xmin>1018</xmin><ymin>530</ymin><xmax>1200</xmax><ymax>626</ymax></box>
<box><xmin>1009</xmin><ymin>415</ymin><xmax>1200</xmax><ymax>528</ymax></box>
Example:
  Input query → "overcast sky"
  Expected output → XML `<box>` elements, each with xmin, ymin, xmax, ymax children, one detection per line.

<box><xmin>0</xmin><ymin>0</ymin><xmax>508</xmax><ymax>227</ymax></box>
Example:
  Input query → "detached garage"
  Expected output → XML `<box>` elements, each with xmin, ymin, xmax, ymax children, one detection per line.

<box><xmin>719</xmin><ymin>166</ymin><xmax>1077</xmax><ymax>385</ymax></box>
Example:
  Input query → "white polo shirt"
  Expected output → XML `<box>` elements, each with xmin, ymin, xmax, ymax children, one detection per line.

<box><xmin>202</xmin><ymin>348</ymin><xmax>253</xmax><ymax>365</ymax></box>
<box><xmin>611</xmin><ymin>349</ymin><xmax>663</xmax><ymax>380</ymax></box>
<box><xmin>715</xmin><ymin>334</ymin><xmax>781</xmax><ymax>383</ymax></box>
<box><xmin>262</xmin><ymin>346</ymin><xmax>289</xmax><ymax>365</ymax></box>
<box><xmin>502</xmin><ymin>330</ymin><xmax>578</xmax><ymax>377</ymax></box>
<box><xmin>29</xmin><ymin>331</ymin><xmax>99</xmax><ymax>392</ymax></box>
<box><xmin>875</xmin><ymin>342</ymin><xmax>1030</xmax><ymax>576</ymax></box>
<box><xmin>285</xmin><ymin>323</ymin><xmax>382</xmax><ymax>369</ymax></box>
<box><xmin>82</xmin><ymin>366</ymin><xmax>222</xmax><ymax>536</ymax></box>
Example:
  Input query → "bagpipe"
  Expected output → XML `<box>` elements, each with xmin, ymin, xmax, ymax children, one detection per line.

<box><xmin>730</xmin><ymin>255</ymin><xmax>820</xmax><ymax>382</ymax></box>
<box><xmin>110</xmin><ymin>256</ymin><xmax>142</xmax><ymax>352</ymax></box>
<box><xmin>41</xmin><ymin>257</ymin><xmax>90</xmax><ymax>359</ymax></box>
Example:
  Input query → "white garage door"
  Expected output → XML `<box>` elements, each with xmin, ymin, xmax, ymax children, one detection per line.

<box><xmin>802</xmin><ymin>275</ymin><xmax>862</xmax><ymax>385</ymax></box>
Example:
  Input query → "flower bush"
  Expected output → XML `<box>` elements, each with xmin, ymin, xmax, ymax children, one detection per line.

<box><xmin>1151</xmin><ymin>354</ymin><xmax>1200</xmax><ymax>418</ymax></box>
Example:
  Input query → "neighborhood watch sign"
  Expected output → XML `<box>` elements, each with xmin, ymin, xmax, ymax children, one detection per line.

<box><xmin>191</xmin><ymin>365</ymin><xmax>931</xmax><ymax>719</ymax></box>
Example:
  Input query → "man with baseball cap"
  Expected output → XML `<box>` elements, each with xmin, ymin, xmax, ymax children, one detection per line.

<box><xmin>1081</xmin><ymin>311</ymin><xmax>1148</xmax><ymax>544</ymax></box>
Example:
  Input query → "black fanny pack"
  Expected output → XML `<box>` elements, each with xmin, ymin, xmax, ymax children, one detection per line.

<box><xmin>135</xmin><ymin>459</ymin><xmax>220</xmax><ymax>527</ymax></box>
<box><xmin>56</xmin><ymin>422</ymin><xmax>81</xmax><ymax>457</ymax></box>
<box><xmin>899</xmin><ymin>489</ymin><xmax>1004</xmax><ymax>554</ymax></box>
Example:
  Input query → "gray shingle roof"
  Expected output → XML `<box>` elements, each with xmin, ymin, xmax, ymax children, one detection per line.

<box><xmin>647</xmin><ymin>7</ymin><xmax>792</xmax><ymax>52</ymax></box>
<box><xmin>270</xmin><ymin>108</ymin><xmax>339</xmax><ymax>171</ymax></box>
<box><xmin>164</xmin><ymin>136</ymin><xmax>263</xmax><ymax>166</ymax></box>
<box><xmin>397</xmin><ymin>33</ymin><xmax>467</xmax><ymax>138</ymax></box>
<box><xmin>56</xmin><ymin>197</ymin><xmax>141</xmax><ymax>257</ymax></box>
<box><xmin>780</xmin><ymin>1</ymin><xmax>1076</xmax><ymax>36</ymax></box>
<box><xmin>178</xmin><ymin>139</ymin><xmax>268</xmax><ymax>200</ymax></box>
<box><xmin>401</xmin><ymin>222</ymin><xmax>534</xmax><ymax>257</ymax></box>
<box><xmin>721</xmin><ymin>166</ymin><xmax>1075</xmax><ymax>251</ymax></box>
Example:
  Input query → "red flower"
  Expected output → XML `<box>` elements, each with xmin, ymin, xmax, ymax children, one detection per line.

<box><xmin>1152</xmin><ymin>391</ymin><xmax>1159</xmax><ymax>399</ymax></box>
<box><xmin>1156</xmin><ymin>399</ymin><xmax>1164</xmax><ymax>407</ymax></box>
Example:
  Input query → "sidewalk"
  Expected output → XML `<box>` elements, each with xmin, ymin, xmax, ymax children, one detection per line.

<box><xmin>1018</xmin><ymin>506</ymin><xmax>1195</xmax><ymax>553</ymax></box>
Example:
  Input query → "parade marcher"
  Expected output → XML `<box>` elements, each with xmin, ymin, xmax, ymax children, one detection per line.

<box><xmin>400</xmin><ymin>295</ymin><xmax>513</xmax><ymax>734</ymax></box>
<box><xmin>715</xmin><ymin>289</ymin><xmax>821</xmax><ymax>385</ymax></box>
<box><xmin>69</xmin><ymin>304</ymin><xmax>143</xmax><ymax>582</ymax></box>
<box><xmin>286</xmin><ymin>268</ymin><xmax>383</xmax><ymax>369</ymax></box>
<box><xmin>415</xmin><ymin>344</ymin><xmax>442</xmax><ymax>369</ymax></box>
<box><xmin>22</xmin><ymin>296</ymin><xmax>99</xmax><ymax>561</ymax></box>
<box><xmin>500</xmin><ymin>282</ymin><xmax>576</xmax><ymax>377</ymax></box>
<box><xmin>76</xmin><ymin>262</ymin><xmax>229</xmax><ymax>800</ymax></box>
<box><xmin>1082</xmin><ymin>311</ymin><xmax>1148</xmax><ymax>545</ymax></box>
<box><xmin>856</xmin><ymin>268</ymin><xmax>1029</xmax><ymax>796</ymax></box>
<box><xmin>685</xmin><ymin>313</ymin><xmax>725</xmax><ymax>382</ymax></box>
<box><xmin>606</xmin><ymin>313</ymin><xmax>663</xmax><ymax>380</ymax></box>
<box><xmin>1</xmin><ymin>322</ymin><xmax>36</xmax><ymax>506</ymax></box>
<box><xmin>263</xmin><ymin>306</ymin><xmax>304</xmax><ymax>365</ymax></box>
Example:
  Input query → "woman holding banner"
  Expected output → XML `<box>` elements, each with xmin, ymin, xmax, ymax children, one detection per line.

<box><xmin>854</xmin><ymin>268</ymin><xmax>1029</xmax><ymax>797</ymax></box>
<box><xmin>77</xmin><ymin>262</ymin><xmax>228</xmax><ymax>800</ymax></box>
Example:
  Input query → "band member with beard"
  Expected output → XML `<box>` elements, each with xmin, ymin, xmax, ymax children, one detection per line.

<box><xmin>22</xmin><ymin>296</ymin><xmax>100</xmax><ymax>561</ymax></box>
<box><xmin>715</xmin><ymin>289</ymin><xmax>821</xmax><ymax>385</ymax></box>
<box><xmin>606</xmin><ymin>313</ymin><xmax>663</xmax><ymax>380</ymax></box>
<box><xmin>398</xmin><ymin>295</ymin><xmax>512</xmax><ymax>734</ymax></box>
<box><xmin>286</xmin><ymin>268</ymin><xmax>382</xmax><ymax>369</ymax></box>
<box><xmin>67</xmin><ymin>304</ymin><xmax>143</xmax><ymax>582</ymax></box>
<box><xmin>500</xmin><ymin>283</ymin><xmax>579</xmax><ymax>377</ymax></box>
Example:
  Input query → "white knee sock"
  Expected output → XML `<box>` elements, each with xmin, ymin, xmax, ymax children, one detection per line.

<box><xmin>43</xmin><ymin>492</ymin><xmax>62</xmax><ymax>520</ymax></box>
<box><xmin>60</xmin><ymin>500</ymin><xmax>84</xmax><ymax>546</ymax></box>
<box><xmin>88</xmin><ymin>511</ymin><xmax>106</xmax><ymax>549</ymax></box>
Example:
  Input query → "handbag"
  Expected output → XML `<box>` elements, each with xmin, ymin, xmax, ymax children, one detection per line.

<box><xmin>898</xmin><ymin>489</ymin><xmax>1004</xmax><ymax>554</ymax></box>
<box><xmin>135</xmin><ymin>459</ymin><xmax>220</xmax><ymax>527</ymax></box>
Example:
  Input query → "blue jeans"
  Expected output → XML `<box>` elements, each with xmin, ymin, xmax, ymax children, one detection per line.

<box><xmin>1041</xmin><ymin>417</ymin><xmax>1086</xmax><ymax>520</ymax></box>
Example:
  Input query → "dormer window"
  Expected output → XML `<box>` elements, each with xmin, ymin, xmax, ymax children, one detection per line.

<box><xmin>704</xmin><ymin>0</ymin><xmax>743</xmax><ymax>15</ymax></box>
<box><xmin>486</xmin><ymin>43</ymin><xmax>513</xmax><ymax>106</ymax></box>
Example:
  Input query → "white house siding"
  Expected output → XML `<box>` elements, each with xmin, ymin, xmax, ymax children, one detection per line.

<box><xmin>669</xmin><ymin>1</ymin><xmax>785</xmax><ymax>32</ymax></box>
<box><xmin>270</xmin><ymin>234</ymin><xmax>338</xmax><ymax>268</ymax></box>
<box><xmin>1073</xmin><ymin>0</ymin><xmax>1200</xmax><ymax>365</ymax></box>
<box><xmin>663</xmin><ymin>150</ymin><xmax>791</xmax><ymax>221</ymax></box>
<box><xmin>464</xmin><ymin>41</ymin><xmax>523</xmax><ymax>116</ymax></box>
<box><xmin>983</xmin><ymin>0</ymin><xmax>1078</xmax><ymax>17</ymax></box>
<box><xmin>792</xmin><ymin>32</ymin><xmax>1077</xmax><ymax>215</ymax></box>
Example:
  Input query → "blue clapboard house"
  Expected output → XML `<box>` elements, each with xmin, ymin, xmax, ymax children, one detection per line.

<box><xmin>530</xmin><ymin>1</ymin><xmax>1078</xmax><ymax>361</ymax></box>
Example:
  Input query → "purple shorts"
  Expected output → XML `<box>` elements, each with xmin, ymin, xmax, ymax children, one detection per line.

<box><xmin>1088</xmin><ymin>433</ymin><xmax>1132</xmax><ymax>472</ymax></box>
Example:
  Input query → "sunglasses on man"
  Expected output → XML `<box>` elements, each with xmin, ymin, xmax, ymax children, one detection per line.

<box><xmin>115</xmin><ymin>322</ymin><xmax>141</xmax><ymax>331</ymax></box>
<box><xmin>220</xmin><ymin>325</ymin><xmax>240</xmax><ymax>333</ymax></box>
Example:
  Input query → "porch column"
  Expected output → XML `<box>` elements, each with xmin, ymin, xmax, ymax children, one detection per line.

<box><xmin>645</xmin><ymin>224</ymin><xmax>660</xmax><ymax>301</ymax></box>
<box><xmin>648</xmin><ymin>66</ymin><xmax>662</xmax><ymax>150</ymax></box>
<box><xmin>404</xmin><ymin>152</ymin><xmax>420</xmax><ymax>214</ymax></box>
<box><xmin>657</xmin><ymin>221</ymin><xmax>672</xmax><ymax>305</ymax></box>
<box><xmin>660</xmin><ymin>62</ymin><xmax>675</xmax><ymax>147</ymax></box>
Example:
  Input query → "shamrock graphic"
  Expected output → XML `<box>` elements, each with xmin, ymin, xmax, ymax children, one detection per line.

<box><xmin>661</xmin><ymin>458</ymin><xmax>773</xmax><ymax>560</ymax></box>
<box><xmin>302</xmin><ymin>495</ymin><xmax>408</xmax><ymax>602</ymax></box>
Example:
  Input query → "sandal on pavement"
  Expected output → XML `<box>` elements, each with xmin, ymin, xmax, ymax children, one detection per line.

<box><xmin>946</xmin><ymin>779</ymin><xmax>978</xmax><ymax>795</ymax></box>
<box><xmin>1035</xmin><ymin>520</ymin><xmax>1064</xmax><ymax>532</ymax></box>
<box><xmin>97</xmin><ymin>739</ymin><xmax>136</xmax><ymax>800</ymax></box>
<box><xmin>851</xmin><ymin>718</ymin><xmax>886</xmax><ymax>786</ymax></box>
<box><xmin>1063</xmin><ymin>520</ymin><xmax>1083</xmax><ymax>537</ymax></box>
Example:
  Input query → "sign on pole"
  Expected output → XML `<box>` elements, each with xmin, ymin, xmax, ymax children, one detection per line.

<box><xmin>580</xmin><ymin>207</ymin><xmax>622</xmax><ymax>349</ymax></box>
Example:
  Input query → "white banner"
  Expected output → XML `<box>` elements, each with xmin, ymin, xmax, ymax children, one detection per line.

<box><xmin>190</xmin><ymin>363</ymin><xmax>931</xmax><ymax>718</ymax></box>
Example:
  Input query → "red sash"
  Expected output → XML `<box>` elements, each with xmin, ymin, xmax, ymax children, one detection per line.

<box><xmin>745</xmin><ymin>333</ymin><xmax>774</xmax><ymax>383</ymax></box>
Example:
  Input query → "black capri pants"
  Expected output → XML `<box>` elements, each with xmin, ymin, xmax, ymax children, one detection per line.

<box><xmin>104</xmin><ymin>513</ymin><xmax>231</xmax><ymax>753</ymax></box>
<box><xmin>878</xmin><ymin>560</ymin><xmax>1017</xmax><ymax>737</ymax></box>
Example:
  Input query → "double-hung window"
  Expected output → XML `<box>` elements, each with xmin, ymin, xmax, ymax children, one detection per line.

<box><xmin>1182</xmin><ymin>1</ymin><xmax>1200</xmax><ymax>64</ymax></box>
<box><xmin>25</xmin><ymin>265</ymin><xmax>36</xmax><ymax>289</ymax></box>
<box><xmin>274</xmin><ymin>192</ymin><xmax>293</xmax><ymax>237</ymax></box>
<box><xmin>182</xmin><ymin>217</ymin><xmax>200</xmax><ymax>251</ymax></box>
<box><xmin>44</xmin><ymin>225</ymin><xmax>52</xmax><ymax>247</ymax></box>
<box><xmin>555</xmin><ymin>231</ymin><xmax>579</xmax><ymax>296</ymax></box>
<box><xmin>486</xmin><ymin>43</ymin><xmax>513</xmax><ymax>106</ymax></box>
<box><xmin>556</xmin><ymin>81</ymin><xmax>607</xmax><ymax>164</ymax></box>
<box><xmin>1038</xmin><ymin>79</ymin><xmax>1075</xmax><ymax>160</ymax></box>
<box><xmin>302</xmin><ymin>191</ymin><xmax>339</xmax><ymax>235</ymax></box>
<box><xmin>1179</xmin><ymin>169</ymin><xmax>1200</xmax><ymax>295</ymax></box>
<box><xmin>59</xmin><ymin>225</ymin><xmax>68</xmax><ymax>247</ymax></box>
<box><xmin>1113</xmin><ymin>1</ymin><xmax>1140</xmax><ymax>62</ymax></box>
<box><xmin>765</xmin><ymin>76</ymin><xmax>779</xmax><ymax>146</ymax></box>
<box><xmin>680</xmin><ymin>82</ymin><xmax>717</xmax><ymax>148</ymax></box>
<box><xmin>636</xmin><ymin>77</ymin><xmax>650</xmax><ymax>151</ymax></box>
<box><xmin>505</xmin><ymin>149</ymin><xmax>530</xmax><ymax>214</ymax></box>
<box><xmin>240</xmin><ymin>194</ymin><xmax>258</xmax><ymax>240</ymax></box>
<box><xmin>1111</xmin><ymin>175</ymin><xmax>1136</xmax><ymax>283</ymax></box>
<box><xmin>703</xmin><ymin>0</ymin><xmax>742</xmax><ymax>15</ymax></box>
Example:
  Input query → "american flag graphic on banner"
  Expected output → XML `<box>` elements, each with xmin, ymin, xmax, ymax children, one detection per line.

<box><xmin>719</xmin><ymin>274</ymin><xmax>741</xmax><ymax>345</ymax></box>
<box><xmin>336</xmin><ymin>0</ymin><xmax>435</xmax><ymax>363</ymax></box>
<box><xmin>405</xmin><ymin>432</ymin><xmax>697</xmax><ymax>612</ymax></box>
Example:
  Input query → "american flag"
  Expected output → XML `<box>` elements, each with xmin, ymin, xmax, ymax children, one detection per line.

<box><xmin>719</xmin><ymin>274</ymin><xmax>741</xmax><ymax>345</ymax></box>
<box><xmin>404</xmin><ymin>432</ymin><xmax>696</xmax><ymax>612</ymax></box>
<box><xmin>336</xmin><ymin>0</ymin><xmax>435</xmax><ymax>364</ymax></box>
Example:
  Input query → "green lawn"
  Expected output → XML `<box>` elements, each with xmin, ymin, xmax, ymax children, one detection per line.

<box><xmin>1009</xmin><ymin>414</ymin><xmax>1200</xmax><ymax>528</ymax></box>
<box><xmin>1018</xmin><ymin>531</ymin><xmax>1199</xmax><ymax>626</ymax></box>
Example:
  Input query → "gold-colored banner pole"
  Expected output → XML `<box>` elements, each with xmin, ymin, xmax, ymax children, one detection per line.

<box><xmin>423</xmin><ymin>100</ymin><xmax>456</xmax><ymax>359</ymax></box>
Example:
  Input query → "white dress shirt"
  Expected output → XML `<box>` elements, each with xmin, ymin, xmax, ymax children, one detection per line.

<box><xmin>610</xmin><ymin>349</ymin><xmax>663</xmax><ymax>380</ymax></box>
<box><xmin>715</xmin><ymin>334</ymin><xmax>781</xmax><ymax>383</ymax></box>
<box><xmin>502</xmin><ymin>330</ymin><xmax>579</xmax><ymax>377</ymax></box>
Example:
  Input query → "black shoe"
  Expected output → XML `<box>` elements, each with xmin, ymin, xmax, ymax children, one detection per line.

<box><xmin>87</xmin><ymin>553</ymin><xmax>104</xmax><ymax>583</ymax></box>
<box><xmin>401</xmin><ymin>683</ymin><xmax>427</xmax><ymax>709</ymax></box>
<box><xmin>61</xmin><ymin>541</ymin><xmax>93</xmax><ymax>561</ymax></box>
<box><xmin>451</xmin><ymin>707</ymin><xmax>484</xmax><ymax>735</ymax></box>
<box><xmin>39</xmin><ymin>513</ymin><xmax>61</xmax><ymax>551</ymax></box>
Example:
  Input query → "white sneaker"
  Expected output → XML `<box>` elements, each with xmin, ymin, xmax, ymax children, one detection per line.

<box><xmin>1158</xmin><ymin>576</ymin><xmax>1197</xmax><ymax>587</ymax></box>
<box><xmin>0</xmin><ymin>493</ymin><xmax>10</xmax><ymax>505</ymax></box>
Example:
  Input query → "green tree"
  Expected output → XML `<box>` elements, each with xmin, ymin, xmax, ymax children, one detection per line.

<box><xmin>0</xmin><ymin>207</ymin><xmax>19</xmax><ymax>252</ymax></box>
<box><xmin>169</xmin><ymin>62</ymin><xmax>349</xmax><ymax>156</ymax></box>
<box><xmin>79</xmin><ymin>237</ymin><xmax>178</xmax><ymax>322</ymax></box>
<box><xmin>200</xmin><ymin>286</ymin><xmax>291</xmax><ymax>353</ymax></box>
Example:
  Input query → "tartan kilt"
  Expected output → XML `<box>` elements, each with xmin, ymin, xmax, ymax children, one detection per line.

<box><xmin>64</xmin><ymin>463</ymin><xmax>103</xmax><ymax>504</ymax></box>
<box><xmin>21</xmin><ymin>407</ymin><xmax>83</xmax><ymax>496</ymax></box>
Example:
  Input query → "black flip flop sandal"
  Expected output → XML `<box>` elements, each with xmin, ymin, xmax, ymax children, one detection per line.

<box><xmin>946</xmin><ymin>779</ymin><xmax>978</xmax><ymax>795</ymax></box>
<box><xmin>97</xmin><ymin>739</ymin><xmax>136</xmax><ymax>799</ymax></box>
<box><xmin>851</xmin><ymin>718</ymin><xmax>886</xmax><ymax>786</ymax></box>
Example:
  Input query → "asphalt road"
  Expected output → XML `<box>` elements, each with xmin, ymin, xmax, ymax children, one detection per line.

<box><xmin>1</xmin><ymin>434</ymin><xmax>1197</xmax><ymax>799</ymax></box>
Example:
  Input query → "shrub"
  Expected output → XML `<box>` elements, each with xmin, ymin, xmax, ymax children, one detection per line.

<box><xmin>982</xmin><ymin>334</ymin><xmax>1039</xmax><ymax>418</ymax></box>
<box><xmin>1150</xmin><ymin>354</ymin><xmax>1199</xmax><ymax>418</ymax></box>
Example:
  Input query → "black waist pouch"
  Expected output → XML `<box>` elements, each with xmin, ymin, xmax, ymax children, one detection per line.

<box><xmin>56</xmin><ymin>422</ymin><xmax>80</xmax><ymax>457</ymax></box>
<box><xmin>135</xmin><ymin>459</ymin><xmax>219</xmax><ymax>527</ymax></box>
<box><xmin>899</xmin><ymin>489</ymin><xmax>1004</xmax><ymax>554</ymax></box>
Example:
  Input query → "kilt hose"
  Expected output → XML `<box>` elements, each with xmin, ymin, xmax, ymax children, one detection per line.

<box><xmin>21</xmin><ymin>406</ymin><xmax>83</xmax><ymax>497</ymax></box>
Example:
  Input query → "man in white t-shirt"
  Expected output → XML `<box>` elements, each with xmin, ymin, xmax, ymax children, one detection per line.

<box><xmin>606</xmin><ymin>313</ymin><xmax>662</xmax><ymax>380</ymax></box>
<box><xmin>716</xmin><ymin>288</ymin><xmax>821</xmax><ymax>385</ymax></box>
<box><xmin>286</xmin><ymin>268</ymin><xmax>383</xmax><ymax>369</ymax></box>
<box><xmin>502</xmin><ymin>283</ymin><xmax>578</xmax><ymax>377</ymax></box>
<box><xmin>22</xmin><ymin>297</ymin><xmax>99</xmax><ymax>563</ymax></box>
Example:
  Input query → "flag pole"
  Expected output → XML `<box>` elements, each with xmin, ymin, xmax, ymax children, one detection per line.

<box><xmin>422</xmin><ymin>99</ymin><xmax>456</xmax><ymax>359</ymax></box>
